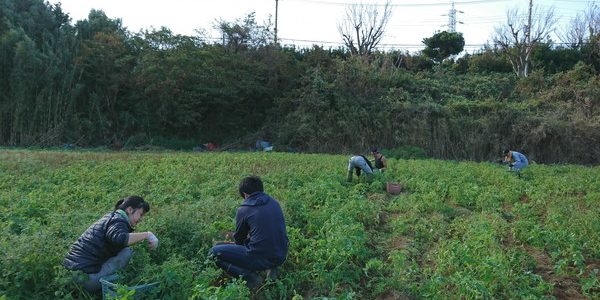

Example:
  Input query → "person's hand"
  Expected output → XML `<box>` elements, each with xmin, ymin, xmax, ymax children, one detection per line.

<box><xmin>224</xmin><ymin>231</ymin><xmax>235</xmax><ymax>241</ymax></box>
<box><xmin>147</xmin><ymin>232</ymin><xmax>159</xmax><ymax>250</ymax></box>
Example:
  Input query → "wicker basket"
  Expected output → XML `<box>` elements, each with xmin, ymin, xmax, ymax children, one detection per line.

<box><xmin>386</xmin><ymin>182</ymin><xmax>402</xmax><ymax>194</ymax></box>
<box><xmin>100</xmin><ymin>274</ymin><xmax>159</xmax><ymax>300</ymax></box>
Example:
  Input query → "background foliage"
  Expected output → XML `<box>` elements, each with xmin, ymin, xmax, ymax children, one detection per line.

<box><xmin>0</xmin><ymin>0</ymin><xmax>599</xmax><ymax>164</ymax></box>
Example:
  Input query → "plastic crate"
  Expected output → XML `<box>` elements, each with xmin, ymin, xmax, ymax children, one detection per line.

<box><xmin>100</xmin><ymin>274</ymin><xmax>159</xmax><ymax>300</ymax></box>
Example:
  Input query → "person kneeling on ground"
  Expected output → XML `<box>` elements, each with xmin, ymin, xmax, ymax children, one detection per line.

<box><xmin>371</xmin><ymin>148</ymin><xmax>387</xmax><ymax>173</ymax></box>
<box><xmin>503</xmin><ymin>149</ymin><xmax>529</xmax><ymax>172</ymax></box>
<box><xmin>63</xmin><ymin>196</ymin><xmax>158</xmax><ymax>292</ymax></box>
<box><xmin>347</xmin><ymin>154</ymin><xmax>374</xmax><ymax>182</ymax></box>
<box><xmin>209</xmin><ymin>176</ymin><xmax>289</xmax><ymax>289</ymax></box>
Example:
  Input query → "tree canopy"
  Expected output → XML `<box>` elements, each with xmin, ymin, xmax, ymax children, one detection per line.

<box><xmin>422</xmin><ymin>31</ymin><xmax>465</xmax><ymax>62</ymax></box>
<box><xmin>0</xmin><ymin>0</ymin><xmax>599</xmax><ymax>164</ymax></box>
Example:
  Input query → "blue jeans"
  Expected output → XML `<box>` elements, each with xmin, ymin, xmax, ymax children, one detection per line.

<box><xmin>76</xmin><ymin>247</ymin><xmax>133</xmax><ymax>292</ymax></box>
<box><xmin>209</xmin><ymin>244</ymin><xmax>277</xmax><ymax>279</ymax></box>
<box><xmin>512</xmin><ymin>161</ymin><xmax>528</xmax><ymax>171</ymax></box>
<box><xmin>347</xmin><ymin>156</ymin><xmax>373</xmax><ymax>174</ymax></box>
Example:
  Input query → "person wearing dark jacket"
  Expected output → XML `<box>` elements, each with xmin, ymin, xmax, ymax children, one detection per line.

<box><xmin>209</xmin><ymin>176</ymin><xmax>289</xmax><ymax>289</ymax></box>
<box><xmin>63</xmin><ymin>196</ymin><xmax>158</xmax><ymax>292</ymax></box>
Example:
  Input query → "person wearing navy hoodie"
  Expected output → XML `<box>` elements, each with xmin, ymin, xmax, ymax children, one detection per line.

<box><xmin>63</xmin><ymin>196</ymin><xmax>158</xmax><ymax>292</ymax></box>
<box><xmin>209</xmin><ymin>176</ymin><xmax>289</xmax><ymax>288</ymax></box>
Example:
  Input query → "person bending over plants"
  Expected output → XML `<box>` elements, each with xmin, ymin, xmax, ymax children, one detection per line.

<box><xmin>347</xmin><ymin>154</ymin><xmax>374</xmax><ymax>182</ymax></box>
<box><xmin>63</xmin><ymin>196</ymin><xmax>158</xmax><ymax>292</ymax></box>
<box><xmin>209</xmin><ymin>176</ymin><xmax>289</xmax><ymax>289</ymax></box>
<box><xmin>503</xmin><ymin>149</ymin><xmax>529</xmax><ymax>173</ymax></box>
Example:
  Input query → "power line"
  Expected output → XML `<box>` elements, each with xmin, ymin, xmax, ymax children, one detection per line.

<box><xmin>205</xmin><ymin>0</ymin><xmax>592</xmax><ymax>52</ymax></box>
<box><xmin>285</xmin><ymin>0</ymin><xmax>510</xmax><ymax>7</ymax></box>
<box><xmin>203</xmin><ymin>34</ymin><xmax>595</xmax><ymax>52</ymax></box>
<box><xmin>551</xmin><ymin>0</ymin><xmax>600</xmax><ymax>3</ymax></box>
<box><xmin>277</xmin><ymin>35</ymin><xmax>594</xmax><ymax>47</ymax></box>
<box><xmin>279</xmin><ymin>37</ymin><xmax>344</xmax><ymax>44</ymax></box>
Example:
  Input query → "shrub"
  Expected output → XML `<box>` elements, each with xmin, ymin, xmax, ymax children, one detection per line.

<box><xmin>382</xmin><ymin>146</ymin><xmax>428</xmax><ymax>160</ymax></box>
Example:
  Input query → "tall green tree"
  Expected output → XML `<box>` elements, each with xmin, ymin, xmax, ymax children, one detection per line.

<box><xmin>422</xmin><ymin>31</ymin><xmax>465</xmax><ymax>63</ymax></box>
<box><xmin>0</xmin><ymin>0</ymin><xmax>76</xmax><ymax>145</ymax></box>
<box><xmin>71</xmin><ymin>10</ymin><xmax>135</xmax><ymax>145</ymax></box>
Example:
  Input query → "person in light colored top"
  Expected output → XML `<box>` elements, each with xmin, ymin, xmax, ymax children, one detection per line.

<box><xmin>347</xmin><ymin>155</ymin><xmax>374</xmax><ymax>182</ymax></box>
<box><xmin>503</xmin><ymin>149</ymin><xmax>529</xmax><ymax>172</ymax></box>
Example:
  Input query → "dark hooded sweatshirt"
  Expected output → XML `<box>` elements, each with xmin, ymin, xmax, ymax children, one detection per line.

<box><xmin>234</xmin><ymin>191</ymin><xmax>289</xmax><ymax>265</ymax></box>
<box><xmin>63</xmin><ymin>210</ymin><xmax>132</xmax><ymax>274</ymax></box>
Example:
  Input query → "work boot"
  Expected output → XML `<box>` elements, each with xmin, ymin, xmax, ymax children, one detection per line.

<box><xmin>265</xmin><ymin>267</ymin><xmax>279</xmax><ymax>281</ymax></box>
<box><xmin>243</xmin><ymin>272</ymin><xmax>263</xmax><ymax>289</ymax></box>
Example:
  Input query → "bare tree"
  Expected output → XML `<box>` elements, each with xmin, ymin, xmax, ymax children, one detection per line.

<box><xmin>559</xmin><ymin>2</ymin><xmax>600</xmax><ymax>48</ymax></box>
<box><xmin>338</xmin><ymin>1</ymin><xmax>392</xmax><ymax>56</ymax></box>
<box><xmin>214</xmin><ymin>12</ymin><xmax>273</xmax><ymax>53</ymax></box>
<box><xmin>492</xmin><ymin>0</ymin><xmax>557</xmax><ymax>77</ymax></box>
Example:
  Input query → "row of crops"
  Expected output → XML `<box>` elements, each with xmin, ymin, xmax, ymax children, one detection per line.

<box><xmin>0</xmin><ymin>150</ymin><xmax>599</xmax><ymax>299</ymax></box>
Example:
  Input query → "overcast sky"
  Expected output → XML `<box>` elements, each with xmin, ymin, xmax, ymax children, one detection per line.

<box><xmin>47</xmin><ymin>0</ymin><xmax>596</xmax><ymax>53</ymax></box>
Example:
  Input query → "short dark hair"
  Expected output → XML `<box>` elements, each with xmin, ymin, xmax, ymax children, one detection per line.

<box><xmin>371</xmin><ymin>147</ymin><xmax>379</xmax><ymax>153</ymax></box>
<box><xmin>115</xmin><ymin>196</ymin><xmax>150</xmax><ymax>213</ymax></box>
<box><xmin>239</xmin><ymin>176</ymin><xmax>264</xmax><ymax>197</ymax></box>
<box><xmin>503</xmin><ymin>149</ymin><xmax>510</xmax><ymax>155</ymax></box>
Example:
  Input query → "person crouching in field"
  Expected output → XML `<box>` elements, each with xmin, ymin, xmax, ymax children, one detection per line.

<box><xmin>371</xmin><ymin>148</ymin><xmax>387</xmax><ymax>173</ymax></box>
<box><xmin>209</xmin><ymin>176</ymin><xmax>289</xmax><ymax>289</ymax></box>
<box><xmin>63</xmin><ymin>196</ymin><xmax>158</xmax><ymax>292</ymax></box>
<box><xmin>347</xmin><ymin>154</ymin><xmax>374</xmax><ymax>182</ymax></box>
<box><xmin>503</xmin><ymin>149</ymin><xmax>529</xmax><ymax>173</ymax></box>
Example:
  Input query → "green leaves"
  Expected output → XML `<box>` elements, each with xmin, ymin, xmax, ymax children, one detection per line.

<box><xmin>422</xmin><ymin>31</ymin><xmax>465</xmax><ymax>63</ymax></box>
<box><xmin>1</xmin><ymin>150</ymin><xmax>600</xmax><ymax>298</ymax></box>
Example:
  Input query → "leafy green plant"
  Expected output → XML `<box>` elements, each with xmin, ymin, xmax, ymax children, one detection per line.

<box><xmin>191</xmin><ymin>279</ymin><xmax>250</xmax><ymax>300</ymax></box>
<box><xmin>1</xmin><ymin>150</ymin><xmax>599</xmax><ymax>298</ymax></box>
<box><xmin>382</xmin><ymin>146</ymin><xmax>428</xmax><ymax>160</ymax></box>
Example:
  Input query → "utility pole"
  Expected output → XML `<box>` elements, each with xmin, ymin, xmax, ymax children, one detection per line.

<box><xmin>526</xmin><ymin>0</ymin><xmax>533</xmax><ymax>44</ymax></box>
<box><xmin>274</xmin><ymin>0</ymin><xmax>279</xmax><ymax>44</ymax></box>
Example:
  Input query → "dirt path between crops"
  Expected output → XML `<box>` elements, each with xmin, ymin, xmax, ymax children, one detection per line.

<box><xmin>369</xmin><ymin>197</ymin><xmax>416</xmax><ymax>300</ymax></box>
<box><xmin>525</xmin><ymin>246</ymin><xmax>587</xmax><ymax>299</ymax></box>
<box><xmin>502</xmin><ymin>197</ymin><xmax>588</xmax><ymax>299</ymax></box>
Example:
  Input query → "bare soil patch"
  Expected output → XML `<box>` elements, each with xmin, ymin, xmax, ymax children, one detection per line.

<box><xmin>525</xmin><ymin>246</ymin><xmax>586</xmax><ymax>299</ymax></box>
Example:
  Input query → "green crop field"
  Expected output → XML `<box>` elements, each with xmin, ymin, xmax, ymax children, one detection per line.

<box><xmin>0</xmin><ymin>149</ymin><xmax>599</xmax><ymax>299</ymax></box>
